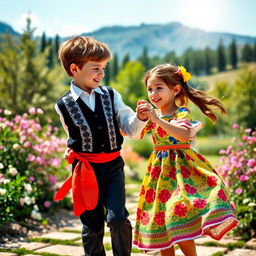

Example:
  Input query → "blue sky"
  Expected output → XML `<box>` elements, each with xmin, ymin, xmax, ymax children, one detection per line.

<box><xmin>0</xmin><ymin>0</ymin><xmax>255</xmax><ymax>37</ymax></box>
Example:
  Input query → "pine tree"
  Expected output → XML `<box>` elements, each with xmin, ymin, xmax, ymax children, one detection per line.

<box><xmin>253</xmin><ymin>42</ymin><xmax>256</xmax><ymax>62</ymax></box>
<box><xmin>104</xmin><ymin>64</ymin><xmax>111</xmax><ymax>85</ymax></box>
<box><xmin>241</xmin><ymin>43</ymin><xmax>253</xmax><ymax>62</ymax></box>
<box><xmin>229</xmin><ymin>38</ymin><xmax>238</xmax><ymax>69</ymax></box>
<box><xmin>0</xmin><ymin>18</ymin><xmax>64</xmax><ymax>114</ymax></box>
<box><xmin>139</xmin><ymin>46</ymin><xmax>150</xmax><ymax>69</ymax></box>
<box><xmin>40</xmin><ymin>31</ymin><xmax>47</xmax><ymax>52</ymax></box>
<box><xmin>122</xmin><ymin>53</ymin><xmax>130</xmax><ymax>68</ymax></box>
<box><xmin>47</xmin><ymin>38</ymin><xmax>54</xmax><ymax>68</ymax></box>
<box><xmin>204</xmin><ymin>47</ymin><xmax>212</xmax><ymax>74</ymax></box>
<box><xmin>217</xmin><ymin>39</ymin><xmax>226</xmax><ymax>72</ymax></box>
<box><xmin>111</xmin><ymin>53</ymin><xmax>119</xmax><ymax>80</ymax></box>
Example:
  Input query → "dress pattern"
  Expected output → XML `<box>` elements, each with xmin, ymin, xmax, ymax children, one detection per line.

<box><xmin>133</xmin><ymin>107</ymin><xmax>238</xmax><ymax>250</ymax></box>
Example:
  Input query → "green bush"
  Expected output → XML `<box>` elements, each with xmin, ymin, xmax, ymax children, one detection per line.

<box><xmin>194</xmin><ymin>136</ymin><xmax>231</xmax><ymax>155</ymax></box>
<box><xmin>218</xmin><ymin>125</ymin><xmax>256</xmax><ymax>238</ymax></box>
<box><xmin>0</xmin><ymin>108</ymin><xmax>71</xmax><ymax>226</ymax></box>
<box><xmin>124</xmin><ymin>135</ymin><xmax>153</xmax><ymax>158</ymax></box>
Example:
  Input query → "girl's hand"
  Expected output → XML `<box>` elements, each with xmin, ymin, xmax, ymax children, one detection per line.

<box><xmin>136</xmin><ymin>99</ymin><xmax>151</xmax><ymax>121</ymax></box>
<box><xmin>147</xmin><ymin>105</ymin><xmax>160</xmax><ymax>123</ymax></box>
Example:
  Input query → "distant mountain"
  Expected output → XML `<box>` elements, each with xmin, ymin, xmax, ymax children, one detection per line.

<box><xmin>0</xmin><ymin>21</ymin><xmax>20</xmax><ymax>36</ymax></box>
<box><xmin>83</xmin><ymin>22</ymin><xmax>256</xmax><ymax>59</ymax></box>
<box><xmin>1</xmin><ymin>21</ymin><xmax>255</xmax><ymax>59</ymax></box>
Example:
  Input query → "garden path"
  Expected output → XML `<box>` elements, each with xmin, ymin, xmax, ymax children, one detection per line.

<box><xmin>0</xmin><ymin>183</ymin><xmax>256</xmax><ymax>256</ymax></box>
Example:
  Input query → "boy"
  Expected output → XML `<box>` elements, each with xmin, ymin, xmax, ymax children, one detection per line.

<box><xmin>54</xmin><ymin>36</ymin><xmax>148</xmax><ymax>256</ymax></box>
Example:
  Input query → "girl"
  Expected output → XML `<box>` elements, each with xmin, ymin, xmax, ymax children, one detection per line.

<box><xmin>134</xmin><ymin>64</ymin><xmax>238</xmax><ymax>256</ymax></box>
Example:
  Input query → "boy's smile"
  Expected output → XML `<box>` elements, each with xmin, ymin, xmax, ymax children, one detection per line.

<box><xmin>71</xmin><ymin>60</ymin><xmax>108</xmax><ymax>93</ymax></box>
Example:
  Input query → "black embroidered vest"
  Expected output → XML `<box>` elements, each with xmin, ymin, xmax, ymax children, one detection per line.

<box><xmin>56</xmin><ymin>86</ymin><xmax>123</xmax><ymax>153</ymax></box>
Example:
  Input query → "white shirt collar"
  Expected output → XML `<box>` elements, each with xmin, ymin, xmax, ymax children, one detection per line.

<box><xmin>70</xmin><ymin>81</ymin><xmax>104</xmax><ymax>101</ymax></box>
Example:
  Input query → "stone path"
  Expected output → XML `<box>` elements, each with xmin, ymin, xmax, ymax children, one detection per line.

<box><xmin>1</xmin><ymin>183</ymin><xmax>256</xmax><ymax>256</ymax></box>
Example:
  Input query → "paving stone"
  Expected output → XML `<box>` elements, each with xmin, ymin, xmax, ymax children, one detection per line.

<box><xmin>24</xmin><ymin>255</ymin><xmax>42</xmax><ymax>256</ymax></box>
<box><xmin>195</xmin><ymin>236</ymin><xmax>240</xmax><ymax>246</ymax></box>
<box><xmin>226</xmin><ymin>248</ymin><xmax>256</xmax><ymax>256</ymax></box>
<box><xmin>1</xmin><ymin>241</ymin><xmax>50</xmax><ymax>250</ymax></box>
<box><xmin>38</xmin><ymin>231</ymin><xmax>80</xmax><ymax>240</ymax></box>
<box><xmin>60</xmin><ymin>224</ymin><xmax>82</xmax><ymax>232</ymax></box>
<box><xmin>126</xmin><ymin>184</ymin><xmax>141</xmax><ymax>189</ymax></box>
<box><xmin>176</xmin><ymin>245</ymin><xmax>227</xmax><ymax>256</ymax></box>
<box><xmin>0</xmin><ymin>253</ymin><xmax>17</xmax><ymax>256</ymax></box>
<box><xmin>35</xmin><ymin>244</ymin><xmax>84</xmax><ymax>256</ymax></box>
<box><xmin>245</xmin><ymin>238</ymin><xmax>256</xmax><ymax>249</ymax></box>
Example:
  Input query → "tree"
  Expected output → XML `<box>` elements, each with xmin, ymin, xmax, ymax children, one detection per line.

<box><xmin>139</xmin><ymin>46</ymin><xmax>150</xmax><ymax>70</ymax></box>
<box><xmin>47</xmin><ymin>38</ymin><xmax>54</xmax><ymax>68</ymax></box>
<box><xmin>122</xmin><ymin>53</ymin><xmax>130</xmax><ymax>68</ymax></box>
<box><xmin>103</xmin><ymin>63</ymin><xmax>111</xmax><ymax>85</ymax></box>
<box><xmin>110</xmin><ymin>61</ymin><xmax>145</xmax><ymax>109</ymax></box>
<box><xmin>217</xmin><ymin>39</ymin><xmax>226</xmax><ymax>72</ymax></box>
<box><xmin>231</xmin><ymin>68</ymin><xmax>256</xmax><ymax>129</ymax></box>
<box><xmin>109</xmin><ymin>53</ymin><xmax>119</xmax><ymax>80</ymax></box>
<box><xmin>204</xmin><ymin>47</ymin><xmax>212</xmax><ymax>74</ymax></box>
<box><xmin>0</xmin><ymin>18</ymin><xmax>64</xmax><ymax>115</ymax></box>
<box><xmin>229</xmin><ymin>38</ymin><xmax>238</xmax><ymax>69</ymax></box>
<box><xmin>40</xmin><ymin>31</ymin><xmax>47</xmax><ymax>53</ymax></box>
<box><xmin>241</xmin><ymin>43</ymin><xmax>253</xmax><ymax>62</ymax></box>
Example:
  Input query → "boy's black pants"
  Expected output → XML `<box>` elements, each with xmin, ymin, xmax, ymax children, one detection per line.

<box><xmin>79</xmin><ymin>156</ymin><xmax>132</xmax><ymax>256</ymax></box>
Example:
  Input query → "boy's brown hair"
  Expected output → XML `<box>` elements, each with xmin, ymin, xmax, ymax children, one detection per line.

<box><xmin>58</xmin><ymin>36</ymin><xmax>112</xmax><ymax>76</ymax></box>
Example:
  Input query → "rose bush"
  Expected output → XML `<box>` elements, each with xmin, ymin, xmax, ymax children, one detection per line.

<box><xmin>0</xmin><ymin>108</ymin><xmax>69</xmax><ymax>226</ymax></box>
<box><xmin>218</xmin><ymin>124</ymin><xmax>256</xmax><ymax>238</ymax></box>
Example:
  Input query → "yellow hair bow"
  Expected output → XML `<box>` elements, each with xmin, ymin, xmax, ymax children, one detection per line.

<box><xmin>177</xmin><ymin>66</ymin><xmax>192</xmax><ymax>82</ymax></box>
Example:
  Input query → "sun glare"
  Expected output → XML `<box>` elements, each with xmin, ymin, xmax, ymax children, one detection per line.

<box><xmin>182</xmin><ymin>0</ymin><xmax>223</xmax><ymax>32</ymax></box>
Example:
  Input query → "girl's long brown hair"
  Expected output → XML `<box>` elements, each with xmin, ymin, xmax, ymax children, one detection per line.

<box><xmin>144</xmin><ymin>64</ymin><xmax>226</xmax><ymax>122</ymax></box>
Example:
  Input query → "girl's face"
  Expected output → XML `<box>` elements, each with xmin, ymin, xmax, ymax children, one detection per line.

<box><xmin>146</xmin><ymin>75</ymin><xmax>177</xmax><ymax>114</ymax></box>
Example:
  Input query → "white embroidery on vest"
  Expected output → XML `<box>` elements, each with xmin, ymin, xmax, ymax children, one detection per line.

<box><xmin>62</xmin><ymin>92</ymin><xmax>93</xmax><ymax>152</ymax></box>
<box><xmin>100</xmin><ymin>87</ymin><xmax>117</xmax><ymax>150</ymax></box>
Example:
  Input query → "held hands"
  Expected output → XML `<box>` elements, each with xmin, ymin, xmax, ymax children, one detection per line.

<box><xmin>136</xmin><ymin>99</ymin><xmax>159</xmax><ymax>123</ymax></box>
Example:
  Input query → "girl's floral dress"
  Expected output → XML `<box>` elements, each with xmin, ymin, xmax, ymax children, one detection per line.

<box><xmin>133</xmin><ymin>107</ymin><xmax>238</xmax><ymax>250</ymax></box>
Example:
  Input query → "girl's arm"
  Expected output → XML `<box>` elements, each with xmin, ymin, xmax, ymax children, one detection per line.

<box><xmin>143</xmin><ymin>106</ymin><xmax>191</xmax><ymax>142</ymax></box>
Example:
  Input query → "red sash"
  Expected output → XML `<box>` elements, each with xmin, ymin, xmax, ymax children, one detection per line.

<box><xmin>54</xmin><ymin>148</ymin><xmax>120</xmax><ymax>216</ymax></box>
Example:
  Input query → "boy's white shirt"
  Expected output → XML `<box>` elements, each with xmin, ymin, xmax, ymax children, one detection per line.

<box><xmin>55</xmin><ymin>82</ymin><xmax>147</xmax><ymax>139</ymax></box>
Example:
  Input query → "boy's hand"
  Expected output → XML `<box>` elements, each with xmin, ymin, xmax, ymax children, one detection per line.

<box><xmin>136</xmin><ymin>99</ymin><xmax>151</xmax><ymax>121</ymax></box>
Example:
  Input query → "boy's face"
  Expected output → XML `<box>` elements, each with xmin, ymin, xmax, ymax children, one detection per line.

<box><xmin>71</xmin><ymin>60</ymin><xmax>108</xmax><ymax>93</ymax></box>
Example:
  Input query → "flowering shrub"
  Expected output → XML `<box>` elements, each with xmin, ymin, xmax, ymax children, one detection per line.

<box><xmin>0</xmin><ymin>108</ymin><xmax>68</xmax><ymax>226</ymax></box>
<box><xmin>218</xmin><ymin>124</ymin><xmax>256</xmax><ymax>237</ymax></box>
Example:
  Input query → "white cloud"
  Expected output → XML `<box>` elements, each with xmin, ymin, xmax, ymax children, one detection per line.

<box><xmin>13</xmin><ymin>13</ymin><xmax>43</xmax><ymax>34</ymax></box>
<box><xmin>12</xmin><ymin>14</ymin><xmax>91</xmax><ymax>37</ymax></box>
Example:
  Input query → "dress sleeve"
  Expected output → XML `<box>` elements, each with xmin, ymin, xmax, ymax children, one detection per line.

<box><xmin>169</xmin><ymin>107</ymin><xmax>203</xmax><ymax>139</ymax></box>
<box><xmin>140</xmin><ymin>121</ymin><xmax>154</xmax><ymax>139</ymax></box>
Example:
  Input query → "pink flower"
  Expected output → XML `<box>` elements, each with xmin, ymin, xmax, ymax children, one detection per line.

<box><xmin>24</xmin><ymin>141</ymin><xmax>31</xmax><ymax>148</ymax></box>
<box><xmin>235</xmin><ymin>188</ymin><xmax>243</xmax><ymax>195</ymax></box>
<box><xmin>29</xmin><ymin>107</ymin><xmax>37</xmax><ymax>115</ymax></box>
<box><xmin>240</xmin><ymin>175</ymin><xmax>249</xmax><ymax>181</ymax></box>
<box><xmin>44</xmin><ymin>201</ymin><xmax>51</xmax><ymax>208</ymax></box>
<box><xmin>245</xmin><ymin>128</ymin><xmax>251</xmax><ymax>133</ymax></box>
<box><xmin>37</xmin><ymin>108</ymin><xmax>44</xmax><ymax>114</ymax></box>
<box><xmin>27</xmin><ymin>154</ymin><xmax>36</xmax><ymax>162</ymax></box>
<box><xmin>28</xmin><ymin>176</ymin><xmax>35</xmax><ymax>182</ymax></box>
<box><xmin>247</xmin><ymin>159</ymin><xmax>256</xmax><ymax>168</ymax></box>
<box><xmin>232</xmin><ymin>124</ymin><xmax>239</xmax><ymax>129</ymax></box>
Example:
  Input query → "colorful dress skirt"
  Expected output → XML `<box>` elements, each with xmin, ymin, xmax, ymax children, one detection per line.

<box><xmin>133</xmin><ymin>107</ymin><xmax>238</xmax><ymax>250</ymax></box>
